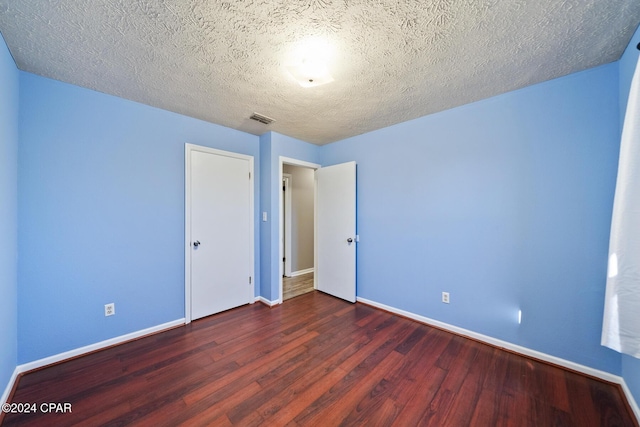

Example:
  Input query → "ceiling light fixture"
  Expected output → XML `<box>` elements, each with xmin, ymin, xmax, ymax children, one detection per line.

<box><xmin>287</xmin><ymin>58</ymin><xmax>334</xmax><ymax>88</ymax></box>
<box><xmin>285</xmin><ymin>37</ymin><xmax>335</xmax><ymax>88</ymax></box>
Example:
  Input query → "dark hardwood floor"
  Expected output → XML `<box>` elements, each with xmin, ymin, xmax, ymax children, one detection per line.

<box><xmin>2</xmin><ymin>291</ymin><xmax>637</xmax><ymax>426</ymax></box>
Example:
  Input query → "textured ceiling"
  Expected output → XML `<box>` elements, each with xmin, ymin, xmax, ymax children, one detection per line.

<box><xmin>1</xmin><ymin>1</ymin><xmax>639</xmax><ymax>145</ymax></box>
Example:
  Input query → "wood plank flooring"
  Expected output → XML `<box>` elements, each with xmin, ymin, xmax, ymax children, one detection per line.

<box><xmin>283</xmin><ymin>272</ymin><xmax>314</xmax><ymax>300</ymax></box>
<box><xmin>2</xmin><ymin>291</ymin><xmax>637</xmax><ymax>426</ymax></box>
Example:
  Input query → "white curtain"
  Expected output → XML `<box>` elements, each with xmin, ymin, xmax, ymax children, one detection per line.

<box><xmin>602</xmin><ymin>54</ymin><xmax>640</xmax><ymax>358</ymax></box>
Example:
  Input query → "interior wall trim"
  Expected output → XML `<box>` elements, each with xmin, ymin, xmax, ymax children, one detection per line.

<box><xmin>1</xmin><ymin>367</ymin><xmax>20</xmax><ymax>413</ymax></box>
<box><xmin>356</xmin><ymin>296</ymin><xmax>639</xmax><ymax>423</ymax></box>
<box><xmin>621</xmin><ymin>377</ymin><xmax>640</xmax><ymax>422</ymax></box>
<box><xmin>255</xmin><ymin>296</ymin><xmax>279</xmax><ymax>307</ymax></box>
<box><xmin>290</xmin><ymin>268</ymin><xmax>314</xmax><ymax>277</ymax></box>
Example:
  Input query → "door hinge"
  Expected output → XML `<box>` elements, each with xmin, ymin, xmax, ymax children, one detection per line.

<box><xmin>249</xmin><ymin>172</ymin><xmax>251</xmax><ymax>179</ymax></box>
<box><xmin>283</xmin><ymin>257</ymin><xmax>286</xmax><ymax>262</ymax></box>
<box><xmin>249</xmin><ymin>276</ymin><xmax>252</xmax><ymax>284</ymax></box>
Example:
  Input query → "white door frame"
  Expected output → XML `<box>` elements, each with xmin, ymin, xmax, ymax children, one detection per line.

<box><xmin>279</xmin><ymin>156</ymin><xmax>320</xmax><ymax>303</ymax></box>
<box><xmin>185</xmin><ymin>143</ymin><xmax>255</xmax><ymax>324</ymax></box>
<box><xmin>282</xmin><ymin>173</ymin><xmax>293</xmax><ymax>277</ymax></box>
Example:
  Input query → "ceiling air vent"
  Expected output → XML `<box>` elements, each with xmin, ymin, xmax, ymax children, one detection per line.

<box><xmin>249</xmin><ymin>113</ymin><xmax>275</xmax><ymax>125</ymax></box>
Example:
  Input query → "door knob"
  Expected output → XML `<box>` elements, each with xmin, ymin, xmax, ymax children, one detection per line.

<box><xmin>193</xmin><ymin>240</ymin><xmax>201</xmax><ymax>247</ymax></box>
<box><xmin>347</xmin><ymin>238</ymin><xmax>353</xmax><ymax>243</ymax></box>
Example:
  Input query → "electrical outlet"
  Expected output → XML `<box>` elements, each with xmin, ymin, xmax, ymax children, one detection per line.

<box><xmin>105</xmin><ymin>303</ymin><xmax>115</xmax><ymax>316</ymax></box>
<box><xmin>442</xmin><ymin>292</ymin><xmax>450</xmax><ymax>304</ymax></box>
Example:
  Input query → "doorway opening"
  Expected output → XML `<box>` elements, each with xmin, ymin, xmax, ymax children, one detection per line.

<box><xmin>279</xmin><ymin>157</ymin><xmax>320</xmax><ymax>302</ymax></box>
<box><xmin>283</xmin><ymin>272</ymin><xmax>315</xmax><ymax>300</ymax></box>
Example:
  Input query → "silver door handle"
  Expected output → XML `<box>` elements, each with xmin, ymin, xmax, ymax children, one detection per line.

<box><xmin>193</xmin><ymin>240</ymin><xmax>201</xmax><ymax>247</ymax></box>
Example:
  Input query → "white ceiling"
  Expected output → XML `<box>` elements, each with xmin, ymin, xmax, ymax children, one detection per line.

<box><xmin>1</xmin><ymin>1</ymin><xmax>639</xmax><ymax>145</ymax></box>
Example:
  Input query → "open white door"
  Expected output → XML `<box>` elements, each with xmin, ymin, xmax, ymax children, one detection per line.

<box><xmin>316</xmin><ymin>161</ymin><xmax>356</xmax><ymax>302</ymax></box>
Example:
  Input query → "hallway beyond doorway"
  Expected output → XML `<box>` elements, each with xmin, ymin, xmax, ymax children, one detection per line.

<box><xmin>283</xmin><ymin>272</ymin><xmax>314</xmax><ymax>300</ymax></box>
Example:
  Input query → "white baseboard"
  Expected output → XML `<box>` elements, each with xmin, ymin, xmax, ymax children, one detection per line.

<box><xmin>621</xmin><ymin>378</ymin><xmax>640</xmax><ymax>422</ymax></box>
<box><xmin>255</xmin><ymin>296</ymin><xmax>280</xmax><ymax>307</ymax></box>
<box><xmin>358</xmin><ymin>296</ymin><xmax>640</xmax><ymax>422</ymax></box>
<box><xmin>18</xmin><ymin>318</ymin><xmax>184</xmax><ymax>376</ymax></box>
<box><xmin>3</xmin><ymin>300</ymin><xmax>638</xmax><ymax>424</ymax></box>
<box><xmin>1</xmin><ymin>367</ymin><xmax>19</xmax><ymax>406</ymax></box>
<box><xmin>290</xmin><ymin>268</ymin><xmax>314</xmax><ymax>277</ymax></box>
<box><xmin>356</xmin><ymin>297</ymin><xmax>624</xmax><ymax>383</ymax></box>
<box><xmin>2</xmin><ymin>318</ymin><xmax>185</xmax><ymax>406</ymax></box>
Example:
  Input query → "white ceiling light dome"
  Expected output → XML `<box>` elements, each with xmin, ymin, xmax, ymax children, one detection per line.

<box><xmin>285</xmin><ymin>37</ymin><xmax>335</xmax><ymax>88</ymax></box>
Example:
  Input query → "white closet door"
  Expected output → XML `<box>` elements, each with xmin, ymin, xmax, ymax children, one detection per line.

<box><xmin>189</xmin><ymin>148</ymin><xmax>252</xmax><ymax>320</ymax></box>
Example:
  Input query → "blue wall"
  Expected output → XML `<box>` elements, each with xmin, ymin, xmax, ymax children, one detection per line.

<box><xmin>0</xmin><ymin>34</ymin><xmax>19</xmax><ymax>397</ymax></box>
<box><xmin>17</xmin><ymin>73</ymin><xmax>260</xmax><ymax>363</ymax></box>
<box><xmin>260</xmin><ymin>132</ymin><xmax>320</xmax><ymax>301</ymax></box>
<box><xmin>322</xmin><ymin>63</ymin><xmax>622</xmax><ymax>374</ymax></box>
<box><xmin>259</xmin><ymin>132</ymin><xmax>273</xmax><ymax>300</ymax></box>
<box><xmin>619</xmin><ymin>23</ymin><xmax>640</xmax><ymax>412</ymax></box>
